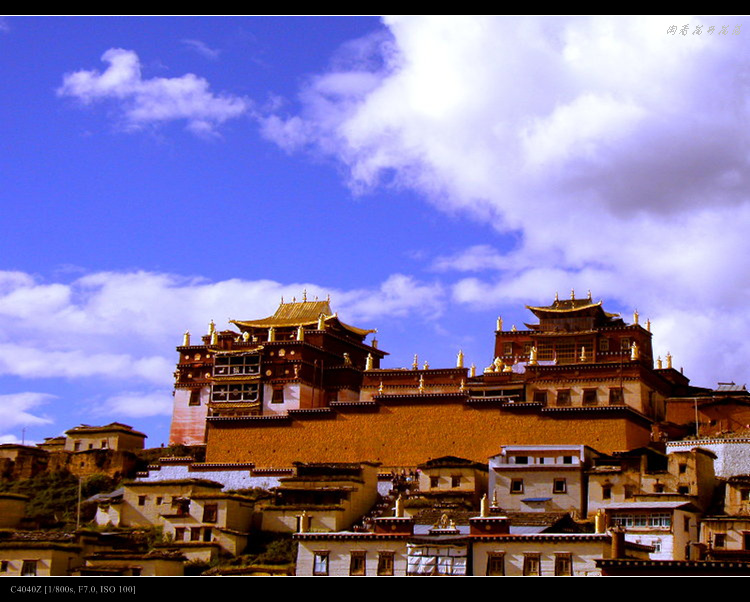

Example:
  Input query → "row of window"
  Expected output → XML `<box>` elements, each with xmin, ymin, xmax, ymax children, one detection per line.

<box><xmin>502</xmin><ymin>338</ymin><xmax>633</xmax><ymax>359</ymax></box>
<box><xmin>135</xmin><ymin>496</ymin><xmax>218</xmax><ymax>522</ymax></box>
<box><xmin>173</xmin><ymin>527</ymin><xmax>213</xmax><ymax>543</ymax></box>
<box><xmin>313</xmin><ymin>551</ymin><xmax>394</xmax><ymax>576</ymax></box>
<box><xmin>533</xmin><ymin>387</ymin><xmax>624</xmax><ymax>406</ymax></box>
<box><xmin>610</xmin><ymin>512</ymin><xmax>672</xmax><ymax>528</ymax></box>
<box><xmin>429</xmin><ymin>475</ymin><xmax>463</xmax><ymax>488</ymax></box>
<box><xmin>509</xmin><ymin>478</ymin><xmax>567</xmax><ymax>494</ymax></box>
<box><xmin>72</xmin><ymin>440</ymin><xmax>109</xmax><ymax>451</ymax></box>
<box><xmin>311</xmin><ymin>551</ymin><xmax>574</xmax><ymax>576</ymax></box>
<box><xmin>0</xmin><ymin>560</ymin><xmax>37</xmax><ymax>576</ymax></box>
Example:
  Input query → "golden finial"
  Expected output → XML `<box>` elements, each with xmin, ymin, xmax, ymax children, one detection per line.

<box><xmin>493</xmin><ymin>357</ymin><xmax>503</xmax><ymax>372</ymax></box>
<box><xmin>208</xmin><ymin>320</ymin><xmax>215</xmax><ymax>335</ymax></box>
<box><xmin>633</xmin><ymin>309</ymin><xmax>639</xmax><ymax>325</ymax></box>
<box><xmin>580</xmin><ymin>346</ymin><xmax>586</xmax><ymax>362</ymax></box>
<box><xmin>503</xmin><ymin>362</ymin><xmax>513</xmax><ymax>372</ymax></box>
<box><xmin>365</xmin><ymin>353</ymin><xmax>373</xmax><ymax>371</ymax></box>
<box><xmin>314</xmin><ymin>295</ymin><xmax>318</xmax><ymax>301</ymax></box>
<box><xmin>327</xmin><ymin>293</ymin><xmax>330</xmax><ymax>302</ymax></box>
<box><xmin>183</xmin><ymin>331</ymin><xmax>191</xmax><ymax>347</ymax></box>
<box><xmin>423</xmin><ymin>360</ymin><xmax>430</xmax><ymax>370</ymax></box>
<box><xmin>292</xmin><ymin>296</ymin><xmax>296</xmax><ymax>303</ymax></box>
<box><xmin>268</xmin><ymin>327</ymin><xmax>276</xmax><ymax>342</ymax></box>
<box><xmin>211</xmin><ymin>330</ymin><xmax>218</xmax><ymax>345</ymax></box>
<box><xmin>343</xmin><ymin>353</ymin><xmax>352</xmax><ymax>366</ymax></box>
<box><xmin>470</xmin><ymin>363</ymin><xmax>476</xmax><ymax>377</ymax></box>
<box><xmin>371</xmin><ymin>338</ymin><xmax>378</xmax><ymax>349</ymax></box>
<box><xmin>395</xmin><ymin>495</ymin><xmax>404</xmax><ymax>518</ymax></box>
<box><xmin>666</xmin><ymin>352</ymin><xmax>672</xmax><ymax>369</ymax></box>
<box><xmin>511</xmin><ymin>324</ymin><xmax>517</xmax><ymax>332</ymax></box>
<box><xmin>296</xmin><ymin>325</ymin><xmax>304</xmax><ymax>341</ymax></box>
<box><xmin>630</xmin><ymin>341</ymin><xmax>639</xmax><ymax>361</ymax></box>
<box><xmin>378</xmin><ymin>380</ymin><xmax>384</xmax><ymax>394</ymax></box>
<box><xmin>492</xmin><ymin>490</ymin><xmax>498</xmax><ymax>506</ymax></box>
<box><xmin>294</xmin><ymin>364</ymin><xmax>300</xmax><ymax>378</ymax></box>
<box><xmin>555</xmin><ymin>291</ymin><xmax>559</xmax><ymax>302</ymax></box>
<box><xmin>657</xmin><ymin>356</ymin><xmax>663</xmax><ymax>369</ymax></box>
<box><xmin>317</xmin><ymin>314</ymin><xmax>326</xmax><ymax>330</ymax></box>
<box><xmin>457</xmin><ymin>350</ymin><xmax>464</xmax><ymax>369</ymax></box>
<box><xmin>418</xmin><ymin>374</ymin><xmax>425</xmax><ymax>393</ymax></box>
<box><xmin>480</xmin><ymin>494</ymin><xmax>489</xmax><ymax>517</ymax></box>
<box><xmin>646</xmin><ymin>319</ymin><xmax>651</xmax><ymax>332</ymax></box>
<box><xmin>412</xmin><ymin>354</ymin><xmax>419</xmax><ymax>370</ymax></box>
<box><xmin>496</xmin><ymin>316</ymin><xmax>503</xmax><ymax>331</ymax></box>
<box><xmin>302</xmin><ymin>289</ymin><xmax>307</xmax><ymax>302</ymax></box>
<box><xmin>242</xmin><ymin>331</ymin><xmax>250</xmax><ymax>342</ymax></box>
<box><xmin>281</xmin><ymin>295</ymin><xmax>284</xmax><ymax>304</ymax></box>
<box><xmin>298</xmin><ymin>510</ymin><xmax>307</xmax><ymax>533</ymax></box>
<box><xmin>528</xmin><ymin>346</ymin><xmax>538</xmax><ymax>366</ymax></box>
<box><xmin>588</xmin><ymin>289</ymin><xmax>592</xmax><ymax>300</ymax></box>
<box><xmin>571</xmin><ymin>288</ymin><xmax>575</xmax><ymax>300</ymax></box>
<box><xmin>459</xmin><ymin>378</ymin><xmax>465</xmax><ymax>392</ymax></box>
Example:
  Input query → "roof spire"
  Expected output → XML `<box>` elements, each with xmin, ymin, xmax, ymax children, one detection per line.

<box><xmin>457</xmin><ymin>349</ymin><xmax>464</xmax><ymax>369</ymax></box>
<box><xmin>587</xmin><ymin>289</ymin><xmax>592</xmax><ymax>300</ymax></box>
<box><xmin>302</xmin><ymin>289</ymin><xmax>307</xmax><ymax>302</ymax></box>
<box><xmin>281</xmin><ymin>295</ymin><xmax>284</xmax><ymax>304</ymax></box>
<box><xmin>555</xmin><ymin>291</ymin><xmax>559</xmax><ymax>302</ymax></box>
<box><xmin>633</xmin><ymin>309</ymin><xmax>639</xmax><ymax>325</ymax></box>
<box><xmin>413</xmin><ymin>354</ymin><xmax>419</xmax><ymax>370</ymax></box>
<box><xmin>571</xmin><ymin>288</ymin><xmax>575</xmax><ymax>300</ymax></box>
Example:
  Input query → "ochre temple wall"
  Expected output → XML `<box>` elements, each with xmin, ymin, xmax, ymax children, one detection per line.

<box><xmin>205</xmin><ymin>400</ymin><xmax>651</xmax><ymax>468</ymax></box>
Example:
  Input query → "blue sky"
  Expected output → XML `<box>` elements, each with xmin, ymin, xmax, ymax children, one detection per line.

<box><xmin>1</xmin><ymin>16</ymin><xmax>749</xmax><ymax>447</ymax></box>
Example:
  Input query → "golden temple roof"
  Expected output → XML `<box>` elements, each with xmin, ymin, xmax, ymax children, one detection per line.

<box><xmin>526</xmin><ymin>298</ymin><xmax>619</xmax><ymax>318</ymax></box>
<box><xmin>231</xmin><ymin>299</ymin><xmax>375</xmax><ymax>338</ymax></box>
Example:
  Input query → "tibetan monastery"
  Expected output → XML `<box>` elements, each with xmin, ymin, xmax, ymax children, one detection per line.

<box><xmin>169</xmin><ymin>292</ymin><xmax>695</xmax><ymax>469</ymax></box>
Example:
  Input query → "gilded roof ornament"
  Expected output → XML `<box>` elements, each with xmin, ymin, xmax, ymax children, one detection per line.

<box><xmin>555</xmin><ymin>291</ymin><xmax>559</xmax><ymax>302</ymax></box>
<box><xmin>493</xmin><ymin>356</ymin><xmax>503</xmax><ymax>372</ymax></box>
<box><xmin>365</xmin><ymin>353</ymin><xmax>373</xmax><ymax>371</ymax></box>
<box><xmin>378</xmin><ymin>380</ymin><xmax>384</xmax><ymax>394</ymax></box>
<box><xmin>666</xmin><ymin>352</ymin><xmax>672</xmax><ymax>369</ymax></box>
<box><xmin>302</xmin><ymin>289</ymin><xmax>307</xmax><ymax>302</ymax></box>
<box><xmin>633</xmin><ymin>309</ymin><xmax>639</xmax><ymax>325</ymax></box>
<box><xmin>459</xmin><ymin>379</ymin><xmax>465</xmax><ymax>393</ymax></box>
<box><xmin>296</xmin><ymin>325</ymin><xmax>305</xmax><ymax>341</ymax></box>
<box><xmin>511</xmin><ymin>324</ymin><xmax>517</xmax><ymax>332</ymax></box>
<box><xmin>418</xmin><ymin>374</ymin><xmax>425</xmax><ymax>393</ymax></box>
<box><xmin>646</xmin><ymin>319</ymin><xmax>651</xmax><ymax>332</ymax></box>
<box><xmin>587</xmin><ymin>289</ymin><xmax>592</xmax><ymax>300</ymax></box>
<box><xmin>395</xmin><ymin>495</ymin><xmax>404</xmax><ymax>518</ymax></box>
<box><xmin>211</xmin><ymin>330</ymin><xmax>218</xmax><ymax>345</ymax></box>
<box><xmin>343</xmin><ymin>353</ymin><xmax>352</xmax><ymax>366</ymax></box>
<box><xmin>412</xmin><ymin>354</ymin><xmax>419</xmax><ymax>370</ymax></box>
<box><xmin>528</xmin><ymin>346</ymin><xmax>538</xmax><ymax>366</ymax></box>
<box><xmin>497</xmin><ymin>316</ymin><xmax>503</xmax><ymax>331</ymax></box>
<box><xmin>268</xmin><ymin>327</ymin><xmax>276</xmax><ymax>342</ymax></box>
<box><xmin>580</xmin><ymin>346</ymin><xmax>587</xmax><ymax>362</ymax></box>
<box><xmin>657</xmin><ymin>356</ymin><xmax>663</xmax><ymax>369</ymax></box>
<box><xmin>571</xmin><ymin>288</ymin><xmax>575</xmax><ymax>300</ymax></box>
<box><xmin>457</xmin><ymin>349</ymin><xmax>464</xmax><ymax>369</ymax></box>
<box><xmin>630</xmin><ymin>341</ymin><xmax>639</xmax><ymax>361</ymax></box>
<box><xmin>242</xmin><ymin>331</ymin><xmax>250</xmax><ymax>342</ymax></box>
<box><xmin>470</xmin><ymin>363</ymin><xmax>476</xmax><ymax>377</ymax></box>
<box><xmin>423</xmin><ymin>360</ymin><xmax>430</xmax><ymax>370</ymax></box>
<box><xmin>183</xmin><ymin>331</ymin><xmax>190</xmax><ymax>347</ymax></box>
<box><xmin>208</xmin><ymin>320</ymin><xmax>215</xmax><ymax>335</ymax></box>
<box><xmin>480</xmin><ymin>494</ymin><xmax>489</xmax><ymax>518</ymax></box>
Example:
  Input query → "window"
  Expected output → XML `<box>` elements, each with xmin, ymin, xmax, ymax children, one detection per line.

<box><xmin>624</xmin><ymin>485</ymin><xmax>635</xmax><ymax>499</ymax></box>
<box><xmin>503</xmin><ymin>342</ymin><xmax>513</xmax><ymax>355</ymax></box>
<box><xmin>88</xmin><ymin>443</ymin><xmax>94</xmax><ymax>450</ymax></box>
<box><xmin>554</xmin><ymin>553</ymin><xmax>572</xmax><ymax>576</ymax></box>
<box><xmin>678</xmin><ymin>486</ymin><xmax>689</xmax><ymax>495</ymax></box>
<box><xmin>100</xmin><ymin>440</ymin><xmax>108</xmax><ymax>449</ymax></box>
<box><xmin>486</xmin><ymin>552</ymin><xmax>505</xmax><ymax>576</ymax></box>
<box><xmin>533</xmin><ymin>390</ymin><xmax>547</xmax><ymax>404</ymax></box>
<box><xmin>609</xmin><ymin>388</ymin><xmax>624</xmax><ymax>405</ymax></box>
<box><xmin>21</xmin><ymin>560</ymin><xmax>37</xmax><ymax>576</ymax></box>
<box><xmin>600</xmin><ymin>338</ymin><xmax>609</xmax><ymax>352</ymax></box>
<box><xmin>203</xmin><ymin>528</ymin><xmax>212</xmax><ymax>542</ymax></box>
<box><xmin>553</xmin><ymin>478</ymin><xmax>567</xmax><ymax>494</ymax></box>
<box><xmin>213</xmin><ymin>353</ymin><xmax>261</xmax><ymax>376</ymax></box>
<box><xmin>188</xmin><ymin>389</ymin><xmax>201</xmax><ymax>406</ymax></box>
<box><xmin>741</xmin><ymin>488</ymin><xmax>750</xmax><ymax>502</ymax></box>
<box><xmin>744</xmin><ymin>533</ymin><xmax>750</xmax><ymax>550</ymax></box>
<box><xmin>652</xmin><ymin>539</ymin><xmax>662</xmax><ymax>553</ymax></box>
<box><xmin>202</xmin><ymin>504</ymin><xmax>218</xmax><ymax>523</ymax></box>
<box><xmin>563</xmin><ymin>455</ymin><xmax>573</xmax><ymax>465</ymax></box>
<box><xmin>523</xmin><ymin>554</ymin><xmax>541</xmax><ymax>576</ymax></box>
<box><xmin>510</xmin><ymin>479</ymin><xmax>524</xmax><ymax>494</ymax></box>
<box><xmin>377</xmin><ymin>552</ymin><xmax>394</xmax><ymax>576</ymax></box>
<box><xmin>271</xmin><ymin>387</ymin><xmax>284</xmax><ymax>404</ymax></box>
<box><xmin>582</xmin><ymin>388</ymin><xmax>598</xmax><ymax>405</ymax></box>
<box><xmin>451</xmin><ymin>475</ymin><xmax>462</xmax><ymax>488</ymax></box>
<box><xmin>557</xmin><ymin>389</ymin><xmax>571</xmax><ymax>406</ymax></box>
<box><xmin>74</xmin><ymin>442</ymin><xmax>81</xmax><ymax>451</ymax></box>
<box><xmin>714</xmin><ymin>533</ymin><xmax>726</xmax><ymax>548</ymax></box>
<box><xmin>313</xmin><ymin>552</ymin><xmax>329</xmax><ymax>576</ymax></box>
<box><xmin>684</xmin><ymin>517</ymin><xmax>691</xmax><ymax>533</ymax></box>
<box><xmin>190</xmin><ymin>528</ymin><xmax>200</xmax><ymax>542</ymax></box>
<box><xmin>514</xmin><ymin>456</ymin><xmax>529</xmax><ymax>465</ymax></box>
<box><xmin>350</xmin><ymin>551</ymin><xmax>366</xmax><ymax>576</ymax></box>
<box><xmin>430</xmin><ymin>476</ymin><xmax>440</xmax><ymax>488</ymax></box>
<box><xmin>174</xmin><ymin>528</ymin><xmax>185</xmax><ymax>541</ymax></box>
<box><xmin>653</xmin><ymin>483</ymin><xmax>665</xmax><ymax>493</ymax></box>
<box><xmin>602</xmin><ymin>484</ymin><xmax>612</xmax><ymax>500</ymax></box>
<box><xmin>0</xmin><ymin>561</ymin><xmax>8</xmax><ymax>572</ymax></box>
<box><xmin>138</xmin><ymin>495</ymin><xmax>146</xmax><ymax>506</ymax></box>
<box><xmin>621</xmin><ymin>338</ymin><xmax>631</xmax><ymax>351</ymax></box>
<box><xmin>679</xmin><ymin>463</ymin><xmax>687</xmax><ymax>474</ymax></box>
<box><xmin>156</xmin><ymin>497</ymin><xmax>163</xmax><ymax>505</ymax></box>
<box><xmin>211</xmin><ymin>382</ymin><xmax>260</xmax><ymax>404</ymax></box>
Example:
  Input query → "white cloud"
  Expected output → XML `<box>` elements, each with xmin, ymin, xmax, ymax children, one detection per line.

<box><xmin>258</xmin><ymin>15</ymin><xmax>750</xmax><ymax>388</ymax></box>
<box><xmin>58</xmin><ymin>48</ymin><xmax>248</xmax><ymax>135</ymax></box>
<box><xmin>0</xmin><ymin>393</ymin><xmax>54</xmax><ymax>437</ymax></box>
<box><xmin>181</xmin><ymin>39</ymin><xmax>221</xmax><ymax>60</ymax></box>
<box><xmin>96</xmin><ymin>390</ymin><xmax>174</xmax><ymax>418</ymax></box>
